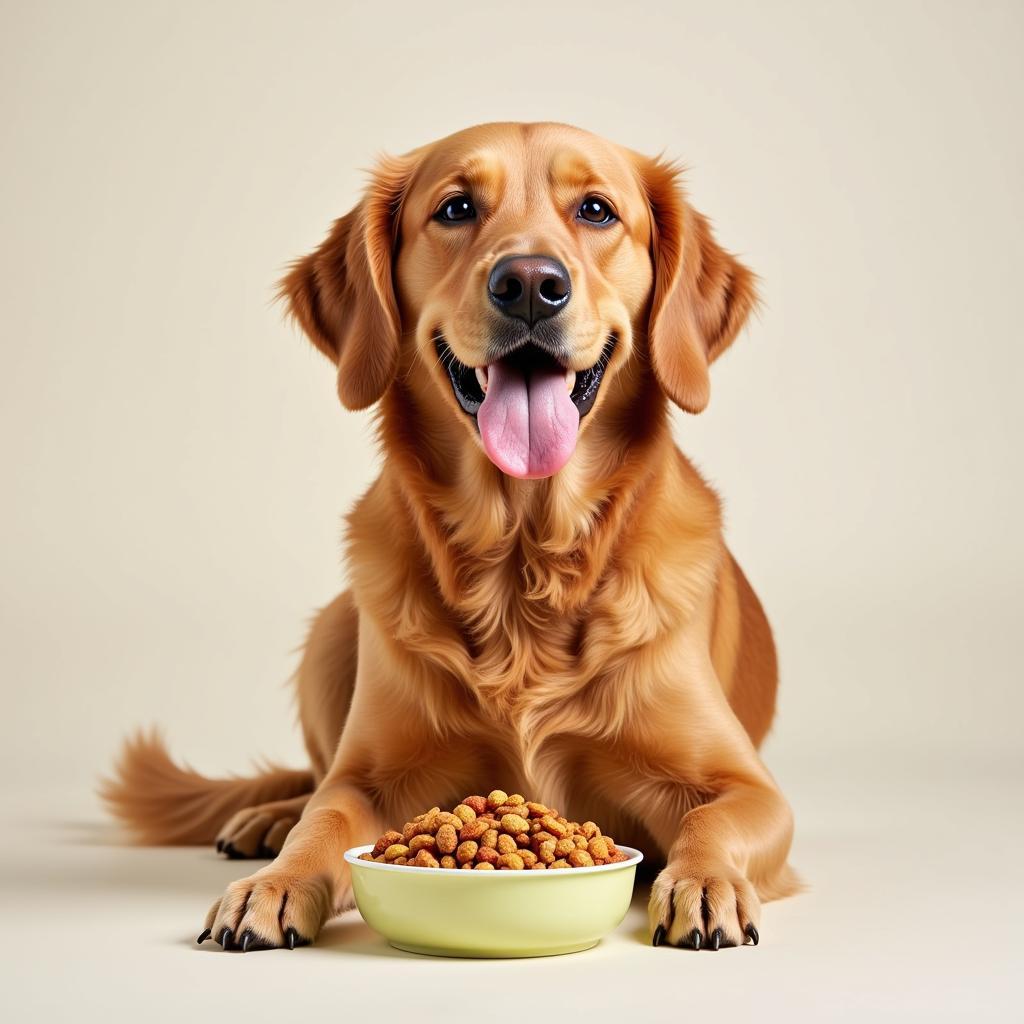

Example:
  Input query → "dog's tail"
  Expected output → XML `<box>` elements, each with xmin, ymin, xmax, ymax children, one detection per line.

<box><xmin>99</xmin><ymin>729</ymin><xmax>314</xmax><ymax>845</ymax></box>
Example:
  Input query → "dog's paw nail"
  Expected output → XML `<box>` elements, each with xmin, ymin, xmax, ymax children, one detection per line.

<box><xmin>224</xmin><ymin>843</ymin><xmax>243</xmax><ymax>860</ymax></box>
<box><xmin>197</xmin><ymin>928</ymin><xmax>211</xmax><ymax>945</ymax></box>
<box><xmin>744</xmin><ymin>923</ymin><xmax>759</xmax><ymax>946</ymax></box>
<box><xmin>240</xmin><ymin>930</ymin><xmax>253</xmax><ymax>953</ymax></box>
<box><xmin>285</xmin><ymin>927</ymin><xmax>308</xmax><ymax>950</ymax></box>
<box><xmin>652</xmin><ymin>925</ymin><xmax>666</xmax><ymax>947</ymax></box>
<box><xmin>709</xmin><ymin>927</ymin><xmax>722</xmax><ymax>951</ymax></box>
<box><xmin>215</xmin><ymin>839</ymin><xmax>224</xmax><ymax>853</ymax></box>
<box><xmin>679</xmin><ymin>927</ymin><xmax>702</xmax><ymax>950</ymax></box>
<box><xmin>218</xmin><ymin>927</ymin><xmax>233</xmax><ymax>949</ymax></box>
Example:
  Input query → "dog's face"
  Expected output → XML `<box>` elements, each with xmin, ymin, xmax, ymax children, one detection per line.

<box><xmin>282</xmin><ymin>123</ymin><xmax>756</xmax><ymax>480</ymax></box>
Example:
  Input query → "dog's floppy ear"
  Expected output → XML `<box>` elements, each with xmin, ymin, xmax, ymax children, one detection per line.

<box><xmin>639</xmin><ymin>158</ymin><xmax>758</xmax><ymax>413</ymax></box>
<box><xmin>279</xmin><ymin>155</ymin><xmax>413</xmax><ymax>410</ymax></box>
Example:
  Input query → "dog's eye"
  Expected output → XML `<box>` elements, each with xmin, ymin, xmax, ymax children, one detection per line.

<box><xmin>435</xmin><ymin>194</ymin><xmax>477</xmax><ymax>224</ymax></box>
<box><xmin>577</xmin><ymin>196</ymin><xmax>617</xmax><ymax>226</ymax></box>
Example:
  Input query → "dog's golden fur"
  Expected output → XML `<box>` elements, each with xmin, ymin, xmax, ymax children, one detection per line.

<box><xmin>103</xmin><ymin>123</ymin><xmax>797</xmax><ymax>952</ymax></box>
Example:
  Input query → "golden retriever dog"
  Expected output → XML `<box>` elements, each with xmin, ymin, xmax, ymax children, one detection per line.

<box><xmin>103</xmin><ymin>122</ymin><xmax>798</xmax><ymax>953</ymax></box>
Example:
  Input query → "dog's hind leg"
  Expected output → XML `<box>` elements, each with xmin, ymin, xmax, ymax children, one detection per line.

<box><xmin>214</xmin><ymin>794</ymin><xmax>310</xmax><ymax>858</ymax></box>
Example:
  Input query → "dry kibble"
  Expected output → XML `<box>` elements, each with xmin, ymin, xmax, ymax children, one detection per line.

<box><xmin>459</xmin><ymin>818</ymin><xmax>489</xmax><ymax>842</ymax></box>
<box><xmin>408</xmin><ymin>834</ymin><xmax>437</xmax><ymax>854</ymax></box>
<box><xmin>362</xmin><ymin>794</ymin><xmax>631</xmax><ymax>872</ymax></box>
<box><xmin>501</xmin><ymin>813</ymin><xmax>530</xmax><ymax>834</ymax></box>
<box><xmin>542</xmin><ymin>816</ymin><xmax>568</xmax><ymax>838</ymax></box>
<box><xmin>372</xmin><ymin>831</ymin><xmax>403</xmax><ymax>857</ymax></box>
<box><xmin>555</xmin><ymin>838</ymin><xmax>576</xmax><ymax>858</ymax></box>
<box><xmin>463</xmin><ymin>795</ymin><xmax>488</xmax><ymax>815</ymax></box>
<box><xmin>456</xmin><ymin>840</ymin><xmax>479</xmax><ymax>864</ymax></box>
<box><xmin>435</xmin><ymin>823</ymin><xmax>459</xmax><ymax>855</ymax></box>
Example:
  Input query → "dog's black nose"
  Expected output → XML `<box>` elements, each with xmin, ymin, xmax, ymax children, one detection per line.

<box><xmin>487</xmin><ymin>255</ymin><xmax>571</xmax><ymax>325</ymax></box>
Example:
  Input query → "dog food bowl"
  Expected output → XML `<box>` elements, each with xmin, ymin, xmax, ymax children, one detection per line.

<box><xmin>344</xmin><ymin>843</ymin><xmax>643</xmax><ymax>958</ymax></box>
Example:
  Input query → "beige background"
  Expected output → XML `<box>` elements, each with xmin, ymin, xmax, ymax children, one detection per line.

<box><xmin>1</xmin><ymin>1</ymin><xmax>1021</xmax><ymax>1019</ymax></box>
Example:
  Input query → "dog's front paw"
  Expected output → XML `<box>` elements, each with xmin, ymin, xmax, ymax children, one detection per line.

<box><xmin>648</xmin><ymin>861</ymin><xmax>761</xmax><ymax>950</ymax></box>
<box><xmin>196</xmin><ymin>866</ymin><xmax>333</xmax><ymax>951</ymax></box>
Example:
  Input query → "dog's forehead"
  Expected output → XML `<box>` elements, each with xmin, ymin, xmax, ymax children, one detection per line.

<box><xmin>406</xmin><ymin>124</ymin><xmax>645</xmax><ymax>211</ymax></box>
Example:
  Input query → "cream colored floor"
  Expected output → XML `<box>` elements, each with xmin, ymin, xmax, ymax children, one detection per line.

<box><xmin>2</xmin><ymin>755</ymin><xmax>1018</xmax><ymax>1022</ymax></box>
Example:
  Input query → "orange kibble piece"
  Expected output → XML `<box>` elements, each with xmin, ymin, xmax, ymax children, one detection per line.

<box><xmin>456</xmin><ymin>840</ymin><xmax>479</xmax><ymax>864</ymax></box>
<box><xmin>501</xmin><ymin>813</ymin><xmax>531</xmax><ymax>834</ymax></box>
<box><xmin>436</xmin><ymin>823</ymin><xmax>458</xmax><ymax>855</ymax></box>
<box><xmin>462</xmin><ymin>795</ymin><xmax>488</xmax><ymax>815</ymax></box>
<box><xmin>372</xmin><ymin>830</ymin><xmax>404</xmax><ymax>857</ymax></box>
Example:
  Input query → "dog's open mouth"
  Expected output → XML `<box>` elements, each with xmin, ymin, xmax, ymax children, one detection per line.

<box><xmin>435</xmin><ymin>334</ymin><xmax>616</xmax><ymax>479</ymax></box>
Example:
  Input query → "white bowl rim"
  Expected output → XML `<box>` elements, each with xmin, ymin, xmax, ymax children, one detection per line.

<box><xmin>344</xmin><ymin>843</ymin><xmax>643</xmax><ymax>876</ymax></box>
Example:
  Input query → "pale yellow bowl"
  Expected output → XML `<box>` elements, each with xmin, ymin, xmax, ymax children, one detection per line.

<box><xmin>345</xmin><ymin>843</ymin><xmax>643</xmax><ymax>958</ymax></box>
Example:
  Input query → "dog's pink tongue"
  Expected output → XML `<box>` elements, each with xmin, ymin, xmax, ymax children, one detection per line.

<box><xmin>477</xmin><ymin>360</ymin><xmax>580</xmax><ymax>478</ymax></box>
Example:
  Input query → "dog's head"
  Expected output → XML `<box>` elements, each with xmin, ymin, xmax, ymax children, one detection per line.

<box><xmin>281</xmin><ymin>123</ymin><xmax>756</xmax><ymax>480</ymax></box>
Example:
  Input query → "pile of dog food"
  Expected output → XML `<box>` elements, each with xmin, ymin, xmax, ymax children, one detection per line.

<box><xmin>358</xmin><ymin>789</ymin><xmax>629</xmax><ymax>870</ymax></box>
